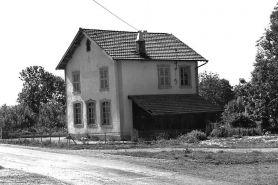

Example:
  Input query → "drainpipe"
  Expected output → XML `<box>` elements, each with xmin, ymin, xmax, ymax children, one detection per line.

<box><xmin>195</xmin><ymin>60</ymin><xmax>208</xmax><ymax>95</ymax></box>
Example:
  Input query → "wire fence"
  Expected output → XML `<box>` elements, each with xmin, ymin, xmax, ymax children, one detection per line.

<box><xmin>0</xmin><ymin>128</ymin><xmax>203</xmax><ymax>145</ymax></box>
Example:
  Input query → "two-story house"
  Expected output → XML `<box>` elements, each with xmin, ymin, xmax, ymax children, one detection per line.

<box><xmin>56</xmin><ymin>28</ymin><xmax>222</xmax><ymax>139</ymax></box>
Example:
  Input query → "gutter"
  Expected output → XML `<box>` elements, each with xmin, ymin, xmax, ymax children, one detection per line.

<box><xmin>195</xmin><ymin>60</ymin><xmax>208</xmax><ymax>69</ymax></box>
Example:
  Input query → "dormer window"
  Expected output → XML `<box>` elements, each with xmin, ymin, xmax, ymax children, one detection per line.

<box><xmin>86</xmin><ymin>39</ymin><xmax>91</xmax><ymax>52</ymax></box>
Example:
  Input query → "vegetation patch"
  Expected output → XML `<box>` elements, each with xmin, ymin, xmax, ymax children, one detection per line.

<box><xmin>115</xmin><ymin>149</ymin><xmax>278</xmax><ymax>165</ymax></box>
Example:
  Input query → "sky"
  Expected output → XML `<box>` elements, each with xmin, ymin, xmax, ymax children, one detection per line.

<box><xmin>0</xmin><ymin>0</ymin><xmax>277</xmax><ymax>106</ymax></box>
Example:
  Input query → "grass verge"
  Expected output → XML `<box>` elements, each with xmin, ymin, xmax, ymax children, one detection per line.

<box><xmin>115</xmin><ymin>149</ymin><xmax>278</xmax><ymax>184</ymax></box>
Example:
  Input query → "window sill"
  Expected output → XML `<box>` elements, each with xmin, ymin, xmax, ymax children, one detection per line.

<box><xmin>73</xmin><ymin>91</ymin><xmax>81</xmax><ymax>95</ymax></box>
<box><xmin>100</xmin><ymin>88</ymin><xmax>109</xmax><ymax>92</ymax></box>
<box><xmin>158</xmin><ymin>85</ymin><xmax>172</xmax><ymax>89</ymax></box>
<box><xmin>87</xmin><ymin>124</ymin><xmax>98</xmax><ymax>128</ymax></box>
<box><xmin>101</xmin><ymin>125</ymin><xmax>113</xmax><ymax>128</ymax></box>
<box><xmin>179</xmin><ymin>85</ymin><xmax>192</xmax><ymax>89</ymax></box>
<box><xmin>74</xmin><ymin>124</ymin><xmax>84</xmax><ymax>128</ymax></box>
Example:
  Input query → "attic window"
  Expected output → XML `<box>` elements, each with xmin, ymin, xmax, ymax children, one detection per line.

<box><xmin>86</xmin><ymin>39</ymin><xmax>91</xmax><ymax>52</ymax></box>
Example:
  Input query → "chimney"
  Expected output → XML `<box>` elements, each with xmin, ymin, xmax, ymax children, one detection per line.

<box><xmin>136</xmin><ymin>30</ymin><xmax>146</xmax><ymax>56</ymax></box>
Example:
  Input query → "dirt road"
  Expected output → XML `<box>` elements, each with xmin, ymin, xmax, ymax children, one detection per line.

<box><xmin>0</xmin><ymin>144</ymin><xmax>235</xmax><ymax>185</ymax></box>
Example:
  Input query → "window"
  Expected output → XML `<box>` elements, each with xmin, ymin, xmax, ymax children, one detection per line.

<box><xmin>100</xmin><ymin>100</ymin><xmax>111</xmax><ymax>126</ymax></box>
<box><xmin>86</xmin><ymin>100</ymin><xmax>96</xmax><ymax>126</ymax></box>
<box><xmin>72</xmin><ymin>71</ymin><xmax>81</xmax><ymax>93</ymax></box>
<box><xmin>73</xmin><ymin>102</ymin><xmax>82</xmax><ymax>125</ymax></box>
<box><xmin>99</xmin><ymin>67</ymin><xmax>109</xmax><ymax>91</ymax></box>
<box><xmin>158</xmin><ymin>65</ymin><xmax>171</xmax><ymax>89</ymax></box>
<box><xmin>86</xmin><ymin>39</ymin><xmax>91</xmax><ymax>52</ymax></box>
<box><xmin>179</xmin><ymin>66</ymin><xmax>191</xmax><ymax>87</ymax></box>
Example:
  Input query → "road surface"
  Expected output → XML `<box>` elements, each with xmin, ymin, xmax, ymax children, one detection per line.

<box><xmin>0</xmin><ymin>144</ymin><xmax>234</xmax><ymax>185</ymax></box>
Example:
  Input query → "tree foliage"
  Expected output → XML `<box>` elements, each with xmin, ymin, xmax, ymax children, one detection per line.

<box><xmin>0</xmin><ymin>104</ymin><xmax>35</xmax><ymax>131</ymax></box>
<box><xmin>199</xmin><ymin>71</ymin><xmax>234</xmax><ymax>108</ymax></box>
<box><xmin>249</xmin><ymin>4</ymin><xmax>278</xmax><ymax>128</ymax></box>
<box><xmin>39</xmin><ymin>100</ymin><xmax>66</xmax><ymax>130</ymax></box>
<box><xmin>17</xmin><ymin>66</ymin><xmax>65</xmax><ymax>114</ymax></box>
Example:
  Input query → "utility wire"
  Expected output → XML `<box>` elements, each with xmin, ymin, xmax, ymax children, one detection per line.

<box><xmin>93</xmin><ymin>0</ymin><xmax>138</xmax><ymax>31</ymax></box>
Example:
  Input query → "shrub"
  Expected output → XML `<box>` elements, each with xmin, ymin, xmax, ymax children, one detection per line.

<box><xmin>131</xmin><ymin>129</ymin><xmax>139</xmax><ymax>142</ymax></box>
<box><xmin>156</xmin><ymin>132</ymin><xmax>169</xmax><ymax>141</ymax></box>
<box><xmin>178</xmin><ymin>130</ymin><xmax>207</xmax><ymax>143</ymax></box>
<box><xmin>210</xmin><ymin>126</ymin><xmax>228</xmax><ymax>138</ymax></box>
<box><xmin>230</xmin><ymin>114</ymin><xmax>256</xmax><ymax>128</ymax></box>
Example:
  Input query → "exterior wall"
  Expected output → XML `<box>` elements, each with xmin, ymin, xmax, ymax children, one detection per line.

<box><xmin>65</xmin><ymin>36</ymin><xmax>120</xmax><ymax>137</ymax></box>
<box><xmin>117</xmin><ymin>60</ymin><xmax>198</xmax><ymax>134</ymax></box>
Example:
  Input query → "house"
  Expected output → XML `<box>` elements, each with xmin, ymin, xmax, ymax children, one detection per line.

<box><xmin>56</xmin><ymin>28</ymin><xmax>222</xmax><ymax>139</ymax></box>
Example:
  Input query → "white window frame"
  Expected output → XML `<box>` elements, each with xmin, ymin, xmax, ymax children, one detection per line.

<box><xmin>100</xmin><ymin>99</ymin><xmax>111</xmax><ymax>126</ymax></box>
<box><xmin>99</xmin><ymin>67</ymin><xmax>109</xmax><ymax>91</ymax></box>
<box><xmin>72</xmin><ymin>71</ymin><xmax>81</xmax><ymax>93</ymax></box>
<box><xmin>179</xmin><ymin>65</ymin><xmax>191</xmax><ymax>88</ymax></box>
<box><xmin>86</xmin><ymin>100</ymin><xmax>97</xmax><ymax>127</ymax></box>
<box><xmin>73</xmin><ymin>101</ymin><xmax>83</xmax><ymax>125</ymax></box>
<box><xmin>157</xmin><ymin>64</ymin><xmax>171</xmax><ymax>89</ymax></box>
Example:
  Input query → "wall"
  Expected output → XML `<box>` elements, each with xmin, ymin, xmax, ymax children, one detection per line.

<box><xmin>117</xmin><ymin>60</ymin><xmax>198</xmax><ymax>133</ymax></box>
<box><xmin>65</xmin><ymin>36</ymin><xmax>121</xmax><ymax>137</ymax></box>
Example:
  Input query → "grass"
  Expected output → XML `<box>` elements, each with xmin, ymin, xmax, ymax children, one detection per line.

<box><xmin>116</xmin><ymin>149</ymin><xmax>278</xmax><ymax>165</ymax></box>
<box><xmin>115</xmin><ymin>149</ymin><xmax>278</xmax><ymax>184</ymax></box>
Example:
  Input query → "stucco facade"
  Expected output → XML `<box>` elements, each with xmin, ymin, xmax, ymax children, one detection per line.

<box><xmin>117</xmin><ymin>60</ymin><xmax>198</xmax><ymax>133</ymax></box>
<box><xmin>65</xmin><ymin>37</ymin><xmax>121</xmax><ymax>136</ymax></box>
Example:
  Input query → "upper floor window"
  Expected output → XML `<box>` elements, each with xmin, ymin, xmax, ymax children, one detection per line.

<box><xmin>100</xmin><ymin>100</ymin><xmax>111</xmax><ymax>126</ymax></box>
<box><xmin>72</xmin><ymin>71</ymin><xmax>81</xmax><ymax>93</ymax></box>
<box><xmin>73</xmin><ymin>102</ymin><xmax>82</xmax><ymax>125</ymax></box>
<box><xmin>158</xmin><ymin>65</ymin><xmax>171</xmax><ymax>89</ymax></box>
<box><xmin>86</xmin><ymin>39</ymin><xmax>91</xmax><ymax>52</ymax></box>
<box><xmin>99</xmin><ymin>67</ymin><xmax>109</xmax><ymax>91</ymax></box>
<box><xmin>86</xmin><ymin>100</ymin><xmax>96</xmax><ymax>126</ymax></box>
<box><xmin>179</xmin><ymin>66</ymin><xmax>191</xmax><ymax>87</ymax></box>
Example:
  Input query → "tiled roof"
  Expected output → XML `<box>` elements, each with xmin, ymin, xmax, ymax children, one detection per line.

<box><xmin>56</xmin><ymin>28</ymin><xmax>207</xmax><ymax>69</ymax></box>
<box><xmin>128</xmin><ymin>94</ymin><xmax>223</xmax><ymax>116</ymax></box>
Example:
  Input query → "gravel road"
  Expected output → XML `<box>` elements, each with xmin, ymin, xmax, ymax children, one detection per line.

<box><xmin>0</xmin><ymin>144</ymin><xmax>235</xmax><ymax>185</ymax></box>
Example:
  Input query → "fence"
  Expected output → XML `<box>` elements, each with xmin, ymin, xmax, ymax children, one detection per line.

<box><xmin>0</xmin><ymin>128</ymin><xmax>203</xmax><ymax>144</ymax></box>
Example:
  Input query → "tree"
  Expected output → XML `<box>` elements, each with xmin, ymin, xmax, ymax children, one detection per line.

<box><xmin>251</xmin><ymin>4</ymin><xmax>278</xmax><ymax>129</ymax></box>
<box><xmin>0</xmin><ymin>104</ymin><xmax>35</xmax><ymax>131</ymax></box>
<box><xmin>39</xmin><ymin>100</ymin><xmax>66</xmax><ymax>131</ymax></box>
<box><xmin>17</xmin><ymin>66</ymin><xmax>65</xmax><ymax>114</ymax></box>
<box><xmin>199</xmin><ymin>71</ymin><xmax>234</xmax><ymax>108</ymax></box>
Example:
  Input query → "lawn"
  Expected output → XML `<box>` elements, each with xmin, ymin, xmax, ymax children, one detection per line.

<box><xmin>115</xmin><ymin>149</ymin><xmax>278</xmax><ymax>184</ymax></box>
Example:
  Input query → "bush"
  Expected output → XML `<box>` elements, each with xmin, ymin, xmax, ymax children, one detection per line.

<box><xmin>131</xmin><ymin>129</ymin><xmax>139</xmax><ymax>142</ymax></box>
<box><xmin>156</xmin><ymin>132</ymin><xmax>169</xmax><ymax>141</ymax></box>
<box><xmin>178</xmin><ymin>130</ymin><xmax>207</xmax><ymax>143</ymax></box>
<box><xmin>226</xmin><ymin>127</ymin><xmax>261</xmax><ymax>137</ymax></box>
<box><xmin>230</xmin><ymin>114</ymin><xmax>256</xmax><ymax>128</ymax></box>
<box><xmin>210</xmin><ymin>126</ymin><xmax>228</xmax><ymax>138</ymax></box>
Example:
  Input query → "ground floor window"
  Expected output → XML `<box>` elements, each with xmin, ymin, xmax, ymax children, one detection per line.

<box><xmin>86</xmin><ymin>100</ymin><xmax>96</xmax><ymax>125</ymax></box>
<box><xmin>73</xmin><ymin>102</ymin><xmax>82</xmax><ymax>125</ymax></box>
<box><xmin>100</xmin><ymin>100</ymin><xmax>111</xmax><ymax>125</ymax></box>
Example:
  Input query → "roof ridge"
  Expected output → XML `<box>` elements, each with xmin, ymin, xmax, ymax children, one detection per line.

<box><xmin>81</xmin><ymin>28</ymin><xmax>171</xmax><ymax>35</ymax></box>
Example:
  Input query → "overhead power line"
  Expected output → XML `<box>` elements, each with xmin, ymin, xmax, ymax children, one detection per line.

<box><xmin>93</xmin><ymin>0</ymin><xmax>138</xmax><ymax>31</ymax></box>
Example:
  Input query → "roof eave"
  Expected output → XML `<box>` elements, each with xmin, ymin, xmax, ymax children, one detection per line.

<box><xmin>56</xmin><ymin>28</ymin><xmax>84</xmax><ymax>70</ymax></box>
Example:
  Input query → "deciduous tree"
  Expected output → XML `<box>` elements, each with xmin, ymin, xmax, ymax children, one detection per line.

<box><xmin>199</xmin><ymin>71</ymin><xmax>234</xmax><ymax>109</ymax></box>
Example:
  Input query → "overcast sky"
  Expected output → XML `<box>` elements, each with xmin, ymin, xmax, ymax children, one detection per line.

<box><xmin>0</xmin><ymin>0</ymin><xmax>277</xmax><ymax>106</ymax></box>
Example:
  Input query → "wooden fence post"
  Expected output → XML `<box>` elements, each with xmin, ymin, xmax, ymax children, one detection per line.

<box><xmin>104</xmin><ymin>133</ymin><xmax>106</xmax><ymax>144</ymax></box>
